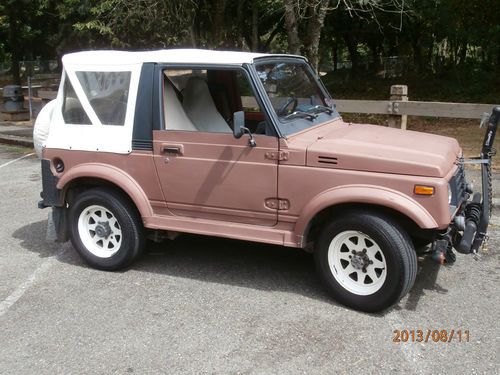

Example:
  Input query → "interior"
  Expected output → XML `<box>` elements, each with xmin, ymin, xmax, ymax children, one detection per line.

<box><xmin>163</xmin><ymin>68</ymin><xmax>275</xmax><ymax>136</ymax></box>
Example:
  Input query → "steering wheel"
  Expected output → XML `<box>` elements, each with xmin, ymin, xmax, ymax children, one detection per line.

<box><xmin>277</xmin><ymin>96</ymin><xmax>298</xmax><ymax>116</ymax></box>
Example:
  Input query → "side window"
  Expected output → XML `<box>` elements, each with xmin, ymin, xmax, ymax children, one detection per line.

<box><xmin>237</xmin><ymin>72</ymin><xmax>259</xmax><ymax>113</ymax></box>
<box><xmin>163</xmin><ymin>68</ymin><xmax>270</xmax><ymax>135</ymax></box>
<box><xmin>62</xmin><ymin>77</ymin><xmax>91</xmax><ymax>125</ymax></box>
<box><xmin>76</xmin><ymin>71</ymin><xmax>131</xmax><ymax>126</ymax></box>
<box><xmin>234</xmin><ymin>70</ymin><xmax>270</xmax><ymax>135</ymax></box>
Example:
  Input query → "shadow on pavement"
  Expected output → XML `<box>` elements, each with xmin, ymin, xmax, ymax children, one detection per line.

<box><xmin>12</xmin><ymin>219</ymin><xmax>61</xmax><ymax>258</ymax></box>
<box><xmin>13</xmin><ymin>220</ymin><xmax>452</xmax><ymax>312</ymax></box>
<box><xmin>13</xmin><ymin>220</ymin><xmax>336</xmax><ymax>305</ymax></box>
<box><xmin>400</xmin><ymin>257</ymin><xmax>448</xmax><ymax>311</ymax></box>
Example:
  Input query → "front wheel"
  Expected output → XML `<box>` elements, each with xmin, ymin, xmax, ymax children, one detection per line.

<box><xmin>315</xmin><ymin>210</ymin><xmax>417</xmax><ymax>312</ymax></box>
<box><xmin>69</xmin><ymin>188</ymin><xmax>145</xmax><ymax>270</ymax></box>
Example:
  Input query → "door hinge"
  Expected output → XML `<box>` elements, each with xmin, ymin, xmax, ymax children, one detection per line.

<box><xmin>265</xmin><ymin>198</ymin><xmax>290</xmax><ymax>210</ymax></box>
<box><xmin>265</xmin><ymin>151</ymin><xmax>289</xmax><ymax>161</ymax></box>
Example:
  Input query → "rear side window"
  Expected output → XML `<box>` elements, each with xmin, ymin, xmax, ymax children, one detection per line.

<box><xmin>76</xmin><ymin>71</ymin><xmax>131</xmax><ymax>125</ymax></box>
<box><xmin>62</xmin><ymin>78</ymin><xmax>91</xmax><ymax>125</ymax></box>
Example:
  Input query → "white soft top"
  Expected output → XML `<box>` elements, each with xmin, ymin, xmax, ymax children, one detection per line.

<box><xmin>62</xmin><ymin>49</ymin><xmax>305</xmax><ymax>67</ymax></box>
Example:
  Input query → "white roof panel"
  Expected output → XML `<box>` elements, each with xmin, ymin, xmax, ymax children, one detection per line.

<box><xmin>62</xmin><ymin>49</ymin><xmax>305</xmax><ymax>67</ymax></box>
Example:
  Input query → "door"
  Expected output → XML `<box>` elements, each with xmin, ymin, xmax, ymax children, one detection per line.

<box><xmin>153</xmin><ymin>130</ymin><xmax>279</xmax><ymax>226</ymax></box>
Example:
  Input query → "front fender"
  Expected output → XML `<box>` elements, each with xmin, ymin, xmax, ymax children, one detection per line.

<box><xmin>57</xmin><ymin>163</ymin><xmax>153</xmax><ymax>218</ymax></box>
<box><xmin>293</xmin><ymin>184</ymin><xmax>438</xmax><ymax>245</ymax></box>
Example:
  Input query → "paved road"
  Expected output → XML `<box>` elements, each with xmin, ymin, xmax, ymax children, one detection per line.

<box><xmin>0</xmin><ymin>144</ymin><xmax>498</xmax><ymax>374</ymax></box>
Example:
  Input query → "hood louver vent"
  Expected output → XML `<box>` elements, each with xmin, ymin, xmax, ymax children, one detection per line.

<box><xmin>318</xmin><ymin>156</ymin><xmax>338</xmax><ymax>165</ymax></box>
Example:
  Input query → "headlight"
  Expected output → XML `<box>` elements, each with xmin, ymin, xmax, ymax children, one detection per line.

<box><xmin>448</xmin><ymin>183</ymin><xmax>452</xmax><ymax>204</ymax></box>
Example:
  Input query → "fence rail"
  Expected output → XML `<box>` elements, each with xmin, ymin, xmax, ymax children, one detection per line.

<box><xmin>335</xmin><ymin>99</ymin><xmax>499</xmax><ymax>120</ymax></box>
<box><xmin>244</xmin><ymin>85</ymin><xmax>499</xmax><ymax>129</ymax></box>
<box><xmin>334</xmin><ymin>85</ymin><xmax>499</xmax><ymax>129</ymax></box>
<box><xmin>3</xmin><ymin>81</ymin><xmax>500</xmax><ymax>125</ymax></box>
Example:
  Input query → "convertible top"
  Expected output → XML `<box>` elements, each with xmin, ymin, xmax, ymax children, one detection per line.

<box><xmin>62</xmin><ymin>49</ymin><xmax>306</xmax><ymax>67</ymax></box>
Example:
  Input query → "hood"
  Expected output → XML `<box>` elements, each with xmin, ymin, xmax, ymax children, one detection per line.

<box><xmin>305</xmin><ymin>123</ymin><xmax>461</xmax><ymax>177</ymax></box>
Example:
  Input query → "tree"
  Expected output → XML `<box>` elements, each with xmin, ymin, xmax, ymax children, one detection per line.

<box><xmin>0</xmin><ymin>0</ymin><xmax>35</xmax><ymax>84</ymax></box>
<box><xmin>283</xmin><ymin>0</ymin><xmax>331</xmax><ymax>69</ymax></box>
<box><xmin>282</xmin><ymin>0</ymin><xmax>407</xmax><ymax>71</ymax></box>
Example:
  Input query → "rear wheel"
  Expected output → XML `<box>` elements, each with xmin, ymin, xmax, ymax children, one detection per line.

<box><xmin>315</xmin><ymin>210</ymin><xmax>417</xmax><ymax>312</ymax></box>
<box><xmin>69</xmin><ymin>188</ymin><xmax>145</xmax><ymax>270</ymax></box>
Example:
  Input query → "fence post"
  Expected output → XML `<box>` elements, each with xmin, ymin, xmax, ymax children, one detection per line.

<box><xmin>388</xmin><ymin>85</ymin><xmax>408</xmax><ymax>129</ymax></box>
<box><xmin>27</xmin><ymin>75</ymin><xmax>33</xmax><ymax>121</ymax></box>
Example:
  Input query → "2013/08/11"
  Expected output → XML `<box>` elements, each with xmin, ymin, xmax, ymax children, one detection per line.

<box><xmin>393</xmin><ymin>329</ymin><xmax>470</xmax><ymax>343</ymax></box>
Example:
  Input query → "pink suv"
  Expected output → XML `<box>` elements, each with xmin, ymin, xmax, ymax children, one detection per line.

<box><xmin>34</xmin><ymin>49</ymin><xmax>498</xmax><ymax>312</ymax></box>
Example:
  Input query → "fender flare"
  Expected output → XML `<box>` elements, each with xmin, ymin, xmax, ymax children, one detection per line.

<box><xmin>294</xmin><ymin>184</ymin><xmax>438</xmax><ymax>244</ymax></box>
<box><xmin>57</xmin><ymin>163</ymin><xmax>153</xmax><ymax>218</ymax></box>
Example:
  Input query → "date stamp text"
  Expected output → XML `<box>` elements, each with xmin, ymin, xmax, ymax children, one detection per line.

<box><xmin>393</xmin><ymin>329</ymin><xmax>470</xmax><ymax>343</ymax></box>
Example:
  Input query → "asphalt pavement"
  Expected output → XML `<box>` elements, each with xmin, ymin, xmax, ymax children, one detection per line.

<box><xmin>0</xmin><ymin>144</ymin><xmax>499</xmax><ymax>374</ymax></box>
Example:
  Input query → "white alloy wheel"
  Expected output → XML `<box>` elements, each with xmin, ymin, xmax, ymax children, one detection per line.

<box><xmin>77</xmin><ymin>205</ymin><xmax>123</xmax><ymax>258</ymax></box>
<box><xmin>327</xmin><ymin>230</ymin><xmax>387</xmax><ymax>296</ymax></box>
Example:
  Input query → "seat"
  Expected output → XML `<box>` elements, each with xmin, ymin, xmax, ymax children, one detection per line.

<box><xmin>182</xmin><ymin>77</ymin><xmax>231</xmax><ymax>133</ymax></box>
<box><xmin>163</xmin><ymin>80</ymin><xmax>197</xmax><ymax>131</ymax></box>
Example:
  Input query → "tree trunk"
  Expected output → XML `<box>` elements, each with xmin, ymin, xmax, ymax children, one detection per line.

<box><xmin>458</xmin><ymin>40</ymin><xmax>467</xmax><ymax>66</ymax></box>
<box><xmin>304</xmin><ymin>0</ymin><xmax>330</xmax><ymax>71</ymax></box>
<box><xmin>235</xmin><ymin>0</ymin><xmax>245</xmax><ymax>49</ymax></box>
<box><xmin>212</xmin><ymin>0</ymin><xmax>227</xmax><ymax>48</ymax></box>
<box><xmin>251</xmin><ymin>1</ymin><xmax>259</xmax><ymax>51</ymax></box>
<box><xmin>283</xmin><ymin>0</ymin><xmax>301</xmax><ymax>55</ymax></box>
<box><xmin>7</xmin><ymin>7</ymin><xmax>22</xmax><ymax>85</ymax></box>
<box><xmin>189</xmin><ymin>24</ymin><xmax>197</xmax><ymax>48</ymax></box>
<box><xmin>411</xmin><ymin>34</ymin><xmax>424</xmax><ymax>73</ymax></box>
<box><xmin>368</xmin><ymin>41</ymin><xmax>380</xmax><ymax>72</ymax></box>
<box><xmin>344</xmin><ymin>33</ymin><xmax>359</xmax><ymax>75</ymax></box>
<box><xmin>262</xmin><ymin>18</ymin><xmax>284</xmax><ymax>52</ymax></box>
<box><xmin>332</xmin><ymin>39</ymin><xmax>338</xmax><ymax>72</ymax></box>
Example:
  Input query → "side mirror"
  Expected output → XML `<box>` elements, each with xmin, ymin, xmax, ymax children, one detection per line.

<box><xmin>232</xmin><ymin>111</ymin><xmax>256</xmax><ymax>147</ymax></box>
<box><xmin>233</xmin><ymin>110</ymin><xmax>245</xmax><ymax>139</ymax></box>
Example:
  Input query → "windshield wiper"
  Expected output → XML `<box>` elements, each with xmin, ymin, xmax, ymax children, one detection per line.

<box><xmin>308</xmin><ymin>105</ymin><xmax>334</xmax><ymax>115</ymax></box>
<box><xmin>284</xmin><ymin>111</ymin><xmax>318</xmax><ymax>121</ymax></box>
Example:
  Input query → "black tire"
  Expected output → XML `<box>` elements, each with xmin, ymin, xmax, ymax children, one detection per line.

<box><xmin>314</xmin><ymin>209</ymin><xmax>417</xmax><ymax>313</ymax></box>
<box><xmin>69</xmin><ymin>188</ymin><xmax>145</xmax><ymax>270</ymax></box>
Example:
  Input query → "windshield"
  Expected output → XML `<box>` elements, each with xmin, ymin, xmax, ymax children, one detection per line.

<box><xmin>255</xmin><ymin>61</ymin><xmax>339</xmax><ymax>136</ymax></box>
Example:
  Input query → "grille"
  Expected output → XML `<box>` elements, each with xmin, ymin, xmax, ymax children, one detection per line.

<box><xmin>132</xmin><ymin>139</ymin><xmax>153</xmax><ymax>150</ymax></box>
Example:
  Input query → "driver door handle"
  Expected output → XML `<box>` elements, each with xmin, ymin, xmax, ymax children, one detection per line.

<box><xmin>161</xmin><ymin>144</ymin><xmax>184</xmax><ymax>155</ymax></box>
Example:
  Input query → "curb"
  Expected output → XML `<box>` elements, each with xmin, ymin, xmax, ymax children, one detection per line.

<box><xmin>0</xmin><ymin>134</ymin><xmax>34</xmax><ymax>148</ymax></box>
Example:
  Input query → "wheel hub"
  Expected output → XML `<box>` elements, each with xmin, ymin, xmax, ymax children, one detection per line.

<box><xmin>350</xmin><ymin>250</ymin><xmax>373</xmax><ymax>271</ymax></box>
<box><xmin>95</xmin><ymin>221</ymin><xmax>112</xmax><ymax>238</ymax></box>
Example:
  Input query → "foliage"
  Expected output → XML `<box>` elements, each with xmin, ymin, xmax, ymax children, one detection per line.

<box><xmin>0</xmin><ymin>0</ymin><xmax>498</xmax><ymax>100</ymax></box>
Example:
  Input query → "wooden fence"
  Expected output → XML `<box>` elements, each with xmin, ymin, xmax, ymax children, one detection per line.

<box><xmin>8</xmin><ymin>82</ymin><xmax>500</xmax><ymax>127</ymax></box>
<box><xmin>335</xmin><ymin>85</ymin><xmax>500</xmax><ymax>129</ymax></box>
<box><xmin>242</xmin><ymin>84</ymin><xmax>499</xmax><ymax>129</ymax></box>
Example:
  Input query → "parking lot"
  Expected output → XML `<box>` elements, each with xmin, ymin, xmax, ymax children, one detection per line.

<box><xmin>0</xmin><ymin>143</ymin><xmax>498</xmax><ymax>374</ymax></box>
